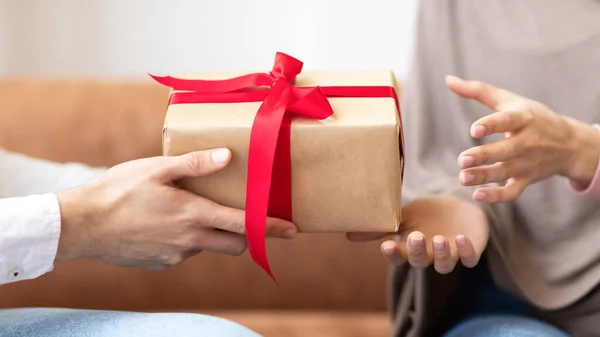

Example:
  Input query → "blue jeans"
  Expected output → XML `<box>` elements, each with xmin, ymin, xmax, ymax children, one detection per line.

<box><xmin>444</xmin><ymin>315</ymin><xmax>570</xmax><ymax>337</ymax></box>
<box><xmin>439</xmin><ymin>254</ymin><xmax>570</xmax><ymax>337</ymax></box>
<box><xmin>0</xmin><ymin>308</ymin><xmax>261</xmax><ymax>337</ymax></box>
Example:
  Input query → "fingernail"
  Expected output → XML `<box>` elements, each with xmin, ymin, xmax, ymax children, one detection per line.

<box><xmin>460</xmin><ymin>171</ymin><xmax>475</xmax><ymax>184</ymax></box>
<box><xmin>211</xmin><ymin>148</ymin><xmax>230</xmax><ymax>165</ymax></box>
<box><xmin>456</xmin><ymin>235</ymin><xmax>466</xmax><ymax>247</ymax></box>
<box><xmin>473</xmin><ymin>190</ymin><xmax>487</xmax><ymax>201</ymax></box>
<box><xmin>472</xmin><ymin>125</ymin><xmax>487</xmax><ymax>137</ymax></box>
<box><xmin>410</xmin><ymin>235</ymin><xmax>424</xmax><ymax>248</ymax></box>
<box><xmin>433</xmin><ymin>238</ymin><xmax>445</xmax><ymax>251</ymax></box>
<box><xmin>282</xmin><ymin>228</ymin><xmax>297</xmax><ymax>239</ymax></box>
<box><xmin>382</xmin><ymin>243</ymin><xmax>395</xmax><ymax>256</ymax></box>
<box><xmin>459</xmin><ymin>156</ymin><xmax>475</xmax><ymax>168</ymax></box>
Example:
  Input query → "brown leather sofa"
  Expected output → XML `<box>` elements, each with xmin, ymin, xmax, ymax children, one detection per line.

<box><xmin>0</xmin><ymin>78</ymin><xmax>398</xmax><ymax>336</ymax></box>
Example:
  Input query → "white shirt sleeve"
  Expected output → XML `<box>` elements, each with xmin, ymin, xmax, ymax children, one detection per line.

<box><xmin>0</xmin><ymin>194</ymin><xmax>61</xmax><ymax>284</ymax></box>
<box><xmin>0</xmin><ymin>148</ymin><xmax>107</xmax><ymax>285</ymax></box>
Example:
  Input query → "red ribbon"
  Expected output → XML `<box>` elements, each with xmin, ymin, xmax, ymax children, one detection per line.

<box><xmin>150</xmin><ymin>52</ymin><xmax>403</xmax><ymax>281</ymax></box>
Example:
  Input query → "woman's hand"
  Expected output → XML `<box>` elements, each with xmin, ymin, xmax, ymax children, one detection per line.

<box><xmin>347</xmin><ymin>196</ymin><xmax>489</xmax><ymax>274</ymax></box>
<box><xmin>447</xmin><ymin>76</ymin><xmax>600</xmax><ymax>202</ymax></box>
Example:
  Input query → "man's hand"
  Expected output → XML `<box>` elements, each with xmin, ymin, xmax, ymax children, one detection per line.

<box><xmin>347</xmin><ymin>196</ymin><xmax>489</xmax><ymax>274</ymax></box>
<box><xmin>55</xmin><ymin>148</ymin><xmax>297</xmax><ymax>270</ymax></box>
<box><xmin>447</xmin><ymin>75</ymin><xmax>600</xmax><ymax>202</ymax></box>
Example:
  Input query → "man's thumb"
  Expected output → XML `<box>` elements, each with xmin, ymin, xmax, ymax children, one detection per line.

<box><xmin>161</xmin><ymin>148</ymin><xmax>231</xmax><ymax>181</ymax></box>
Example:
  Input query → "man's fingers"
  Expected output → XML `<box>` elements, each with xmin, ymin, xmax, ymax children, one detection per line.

<box><xmin>470</xmin><ymin>110</ymin><xmax>532</xmax><ymax>138</ymax></box>
<box><xmin>458</xmin><ymin>136</ymin><xmax>525</xmax><ymax>168</ymax></box>
<box><xmin>446</xmin><ymin>75</ymin><xmax>517</xmax><ymax>111</ymax></box>
<box><xmin>459</xmin><ymin>161</ymin><xmax>527</xmax><ymax>186</ymax></box>
<box><xmin>472</xmin><ymin>178</ymin><xmax>529</xmax><ymax>203</ymax></box>
<box><xmin>456</xmin><ymin>235</ymin><xmax>479</xmax><ymax>268</ymax></box>
<box><xmin>160</xmin><ymin>148</ymin><xmax>232</xmax><ymax>182</ymax></box>
<box><xmin>264</xmin><ymin>217</ymin><xmax>298</xmax><ymax>239</ymax></box>
<box><xmin>206</xmin><ymin>203</ymin><xmax>297</xmax><ymax>239</ymax></box>
<box><xmin>196</xmin><ymin>230</ymin><xmax>248</xmax><ymax>256</ymax></box>
<box><xmin>381</xmin><ymin>240</ymin><xmax>406</xmax><ymax>265</ymax></box>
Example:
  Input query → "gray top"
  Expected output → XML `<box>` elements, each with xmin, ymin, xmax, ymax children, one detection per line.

<box><xmin>392</xmin><ymin>1</ymin><xmax>600</xmax><ymax>335</ymax></box>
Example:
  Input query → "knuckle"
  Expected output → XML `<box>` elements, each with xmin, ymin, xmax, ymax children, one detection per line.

<box><xmin>503</xmin><ymin>141</ymin><xmax>518</xmax><ymax>158</ymax></box>
<box><xmin>500</xmin><ymin>188</ymin><xmax>517</xmax><ymax>202</ymax></box>
<box><xmin>231</xmin><ymin>241</ymin><xmax>248</xmax><ymax>256</ymax></box>
<box><xmin>168</xmin><ymin>255</ymin><xmax>185</xmax><ymax>266</ymax></box>
<box><xmin>528</xmin><ymin>132</ymin><xmax>543</xmax><ymax>150</ymax></box>
<box><xmin>179</xmin><ymin>235</ymin><xmax>201</xmax><ymax>252</ymax></box>
<box><xmin>184</xmin><ymin>153</ymin><xmax>204</xmax><ymax>172</ymax></box>
<box><xmin>407</xmin><ymin>246</ymin><xmax>425</xmax><ymax>258</ymax></box>
<box><xmin>208</xmin><ymin>207</ymin><xmax>246</xmax><ymax>235</ymax></box>
<box><xmin>223</xmin><ymin>237</ymin><xmax>247</xmax><ymax>256</ymax></box>
<box><xmin>236</xmin><ymin>218</ymin><xmax>246</xmax><ymax>235</ymax></box>
<box><xmin>205</xmin><ymin>207</ymin><xmax>222</xmax><ymax>229</ymax></box>
<box><xmin>501</xmin><ymin>112</ymin><xmax>514</xmax><ymax>128</ymax></box>
<box><xmin>475</xmin><ymin>149</ymin><xmax>488</xmax><ymax>165</ymax></box>
<box><xmin>497</xmin><ymin>162</ymin><xmax>514</xmax><ymax>180</ymax></box>
<box><xmin>513</xmin><ymin>101</ymin><xmax>530</xmax><ymax>113</ymax></box>
<box><xmin>477</xmin><ymin>170</ymin><xmax>488</xmax><ymax>184</ymax></box>
<box><xmin>483</xmin><ymin>122</ymin><xmax>494</xmax><ymax>135</ymax></box>
<box><xmin>522</xmin><ymin>110</ymin><xmax>536</xmax><ymax>124</ymax></box>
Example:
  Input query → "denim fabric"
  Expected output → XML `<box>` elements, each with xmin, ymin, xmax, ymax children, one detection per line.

<box><xmin>0</xmin><ymin>308</ymin><xmax>261</xmax><ymax>337</ymax></box>
<box><xmin>443</xmin><ymin>315</ymin><xmax>570</xmax><ymax>337</ymax></box>
<box><xmin>440</xmin><ymin>254</ymin><xmax>570</xmax><ymax>336</ymax></box>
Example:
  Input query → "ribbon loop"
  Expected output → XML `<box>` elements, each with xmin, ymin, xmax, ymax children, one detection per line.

<box><xmin>270</xmin><ymin>52</ymin><xmax>303</xmax><ymax>84</ymax></box>
<box><xmin>288</xmin><ymin>87</ymin><xmax>334</xmax><ymax>119</ymax></box>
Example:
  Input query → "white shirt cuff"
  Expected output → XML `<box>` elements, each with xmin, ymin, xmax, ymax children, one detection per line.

<box><xmin>0</xmin><ymin>193</ymin><xmax>61</xmax><ymax>285</ymax></box>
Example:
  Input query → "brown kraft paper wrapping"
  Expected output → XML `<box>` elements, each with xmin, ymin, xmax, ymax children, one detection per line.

<box><xmin>162</xmin><ymin>70</ymin><xmax>403</xmax><ymax>233</ymax></box>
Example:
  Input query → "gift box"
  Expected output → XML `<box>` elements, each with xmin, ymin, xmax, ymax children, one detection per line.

<box><xmin>151</xmin><ymin>52</ymin><xmax>404</xmax><ymax>279</ymax></box>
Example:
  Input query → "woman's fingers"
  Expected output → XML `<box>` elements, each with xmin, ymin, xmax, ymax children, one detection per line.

<box><xmin>470</xmin><ymin>110</ymin><xmax>532</xmax><ymax>138</ymax></box>
<box><xmin>459</xmin><ymin>160</ymin><xmax>528</xmax><ymax>186</ymax></box>
<box><xmin>405</xmin><ymin>231</ymin><xmax>431</xmax><ymax>268</ymax></box>
<box><xmin>432</xmin><ymin>235</ymin><xmax>456</xmax><ymax>274</ymax></box>
<box><xmin>458</xmin><ymin>136</ymin><xmax>525</xmax><ymax>169</ymax></box>
<box><xmin>456</xmin><ymin>235</ymin><xmax>479</xmax><ymax>268</ymax></box>
<box><xmin>382</xmin><ymin>232</ymin><xmax>482</xmax><ymax>273</ymax></box>
<box><xmin>473</xmin><ymin>177</ymin><xmax>529</xmax><ymax>202</ymax></box>
<box><xmin>381</xmin><ymin>240</ymin><xmax>405</xmax><ymax>265</ymax></box>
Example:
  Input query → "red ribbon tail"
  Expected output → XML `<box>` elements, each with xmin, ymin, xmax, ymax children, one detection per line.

<box><xmin>245</xmin><ymin>81</ymin><xmax>292</xmax><ymax>282</ymax></box>
<box><xmin>148</xmin><ymin>73</ymin><xmax>274</xmax><ymax>92</ymax></box>
<box><xmin>267</xmin><ymin>114</ymin><xmax>293</xmax><ymax>222</ymax></box>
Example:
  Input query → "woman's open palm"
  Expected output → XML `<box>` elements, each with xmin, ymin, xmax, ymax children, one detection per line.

<box><xmin>348</xmin><ymin>196</ymin><xmax>490</xmax><ymax>274</ymax></box>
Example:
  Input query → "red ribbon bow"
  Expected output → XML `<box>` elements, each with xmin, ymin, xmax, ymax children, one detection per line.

<box><xmin>151</xmin><ymin>52</ymin><xmax>403</xmax><ymax>281</ymax></box>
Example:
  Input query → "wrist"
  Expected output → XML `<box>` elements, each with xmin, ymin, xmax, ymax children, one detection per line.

<box><xmin>564</xmin><ymin>118</ymin><xmax>600</xmax><ymax>187</ymax></box>
<box><xmin>55</xmin><ymin>185</ymin><xmax>101</xmax><ymax>261</ymax></box>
